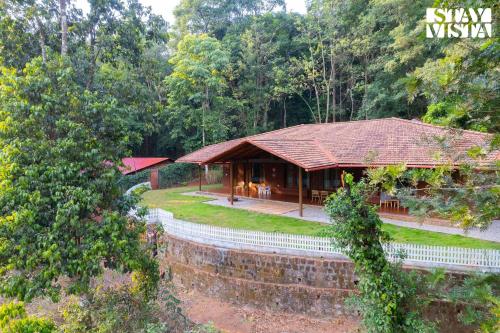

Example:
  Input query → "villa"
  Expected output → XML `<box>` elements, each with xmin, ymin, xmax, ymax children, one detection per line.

<box><xmin>177</xmin><ymin>118</ymin><xmax>497</xmax><ymax>216</ymax></box>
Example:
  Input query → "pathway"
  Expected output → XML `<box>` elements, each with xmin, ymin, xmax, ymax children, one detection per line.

<box><xmin>185</xmin><ymin>191</ymin><xmax>500</xmax><ymax>243</ymax></box>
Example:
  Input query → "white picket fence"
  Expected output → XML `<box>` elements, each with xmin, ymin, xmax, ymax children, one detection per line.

<box><xmin>125</xmin><ymin>182</ymin><xmax>151</xmax><ymax>195</ymax></box>
<box><xmin>143</xmin><ymin>208</ymin><xmax>500</xmax><ymax>273</ymax></box>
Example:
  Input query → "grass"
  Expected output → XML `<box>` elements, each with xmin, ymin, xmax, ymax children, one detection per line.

<box><xmin>141</xmin><ymin>186</ymin><xmax>500</xmax><ymax>250</ymax></box>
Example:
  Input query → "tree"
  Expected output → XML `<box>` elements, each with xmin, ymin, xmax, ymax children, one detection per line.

<box><xmin>165</xmin><ymin>34</ymin><xmax>232</xmax><ymax>151</ymax></box>
<box><xmin>59</xmin><ymin>0</ymin><xmax>68</xmax><ymax>55</ymax></box>
<box><xmin>324</xmin><ymin>175</ymin><xmax>435</xmax><ymax>332</ymax></box>
<box><xmin>406</xmin><ymin>0</ymin><xmax>498</xmax><ymax>132</ymax></box>
<box><xmin>367</xmin><ymin>141</ymin><xmax>500</xmax><ymax>231</ymax></box>
<box><xmin>0</xmin><ymin>57</ymin><xmax>158</xmax><ymax>301</ymax></box>
<box><xmin>173</xmin><ymin>0</ymin><xmax>285</xmax><ymax>38</ymax></box>
<box><xmin>234</xmin><ymin>13</ymin><xmax>296</xmax><ymax>131</ymax></box>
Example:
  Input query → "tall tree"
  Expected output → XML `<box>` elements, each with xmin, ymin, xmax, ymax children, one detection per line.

<box><xmin>165</xmin><ymin>34</ymin><xmax>232</xmax><ymax>151</ymax></box>
<box><xmin>0</xmin><ymin>57</ymin><xmax>158</xmax><ymax>301</ymax></box>
<box><xmin>59</xmin><ymin>0</ymin><xmax>67</xmax><ymax>55</ymax></box>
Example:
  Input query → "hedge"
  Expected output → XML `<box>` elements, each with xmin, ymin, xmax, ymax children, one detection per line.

<box><xmin>118</xmin><ymin>163</ymin><xmax>198</xmax><ymax>192</ymax></box>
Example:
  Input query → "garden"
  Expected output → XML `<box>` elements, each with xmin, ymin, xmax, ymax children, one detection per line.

<box><xmin>141</xmin><ymin>186</ymin><xmax>500</xmax><ymax>250</ymax></box>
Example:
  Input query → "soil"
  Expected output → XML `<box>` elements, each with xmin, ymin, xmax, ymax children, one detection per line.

<box><xmin>1</xmin><ymin>269</ymin><xmax>360</xmax><ymax>333</ymax></box>
<box><xmin>176</xmin><ymin>287</ymin><xmax>360</xmax><ymax>333</ymax></box>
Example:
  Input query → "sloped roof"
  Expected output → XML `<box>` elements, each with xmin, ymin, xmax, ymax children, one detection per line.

<box><xmin>121</xmin><ymin>157</ymin><xmax>172</xmax><ymax>175</ymax></box>
<box><xmin>176</xmin><ymin>118</ymin><xmax>497</xmax><ymax>171</ymax></box>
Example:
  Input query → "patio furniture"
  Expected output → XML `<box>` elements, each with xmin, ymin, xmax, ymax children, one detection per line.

<box><xmin>235</xmin><ymin>183</ymin><xmax>245</xmax><ymax>195</ymax></box>
<box><xmin>320</xmin><ymin>190</ymin><xmax>329</xmax><ymax>203</ymax></box>
<box><xmin>380</xmin><ymin>192</ymin><xmax>400</xmax><ymax>210</ymax></box>
<box><xmin>257</xmin><ymin>185</ymin><xmax>271</xmax><ymax>197</ymax></box>
<box><xmin>311</xmin><ymin>190</ymin><xmax>321</xmax><ymax>203</ymax></box>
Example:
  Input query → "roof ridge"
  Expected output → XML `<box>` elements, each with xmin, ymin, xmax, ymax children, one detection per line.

<box><xmin>183</xmin><ymin>124</ymin><xmax>307</xmax><ymax>153</ymax></box>
<box><xmin>251</xmin><ymin>138</ymin><xmax>317</xmax><ymax>141</ymax></box>
<box><xmin>247</xmin><ymin>123</ymin><xmax>307</xmax><ymax>139</ymax></box>
<box><xmin>286</xmin><ymin>117</ymin><xmax>405</xmax><ymax>127</ymax></box>
<box><xmin>313</xmin><ymin>139</ymin><xmax>338</xmax><ymax>165</ymax></box>
<box><xmin>391</xmin><ymin>118</ymin><xmax>492</xmax><ymax>136</ymax></box>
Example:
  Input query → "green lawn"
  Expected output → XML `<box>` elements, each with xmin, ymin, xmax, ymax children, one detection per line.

<box><xmin>141</xmin><ymin>186</ymin><xmax>500</xmax><ymax>250</ymax></box>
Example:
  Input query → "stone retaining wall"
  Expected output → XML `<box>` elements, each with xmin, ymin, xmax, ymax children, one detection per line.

<box><xmin>162</xmin><ymin>235</ymin><xmax>473</xmax><ymax>332</ymax></box>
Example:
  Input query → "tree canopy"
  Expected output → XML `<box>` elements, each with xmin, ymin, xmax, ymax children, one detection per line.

<box><xmin>1</xmin><ymin>0</ymin><xmax>497</xmax><ymax>158</ymax></box>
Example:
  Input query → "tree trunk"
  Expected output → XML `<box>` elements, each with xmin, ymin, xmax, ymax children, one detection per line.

<box><xmin>35</xmin><ymin>16</ymin><xmax>46</xmax><ymax>63</ymax></box>
<box><xmin>363</xmin><ymin>55</ymin><xmax>368</xmax><ymax>120</ymax></box>
<box><xmin>339</xmin><ymin>73</ymin><xmax>342</xmax><ymax>120</ymax></box>
<box><xmin>350</xmin><ymin>70</ymin><xmax>355</xmax><ymax>121</ymax></box>
<box><xmin>331</xmin><ymin>58</ymin><xmax>336</xmax><ymax>123</ymax></box>
<box><xmin>59</xmin><ymin>0</ymin><xmax>68</xmax><ymax>56</ymax></box>
<box><xmin>86</xmin><ymin>26</ymin><xmax>97</xmax><ymax>89</ymax></box>
<box><xmin>283</xmin><ymin>97</ymin><xmax>287</xmax><ymax>128</ymax></box>
<box><xmin>202</xmin><ymin>86</ymin><xmax>209</xmax><ymax>176</ymax></box>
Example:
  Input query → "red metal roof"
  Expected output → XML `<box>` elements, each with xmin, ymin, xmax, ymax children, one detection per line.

<box><xmin>121</xmin><ymin>157</ymin><xmax>172</xmax><ymax>175</ymax></box>
<box><xmin>176</xmin><ymin>118</ymin><xmax>498</xmax><ymax>171</ymax></box>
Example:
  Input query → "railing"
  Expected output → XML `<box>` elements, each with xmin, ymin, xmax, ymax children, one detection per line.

<box><xmin>142</xmin><ymin>208</ymin><xmax>500</xmax><ymax>273</ymax></box>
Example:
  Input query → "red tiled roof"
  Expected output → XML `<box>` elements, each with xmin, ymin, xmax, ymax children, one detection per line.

<box><xmin>176</xmin><ymin>118</ymin><xmax>497</xmax><ymax>171</ymax></box>
<box><xmin>121</xmin><ymin>157</ymin><xmax>172</xmax><ymax>175</ymax></box>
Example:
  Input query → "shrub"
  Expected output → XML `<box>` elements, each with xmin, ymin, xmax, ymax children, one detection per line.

<box><xmin>60</xmin><ymin>281</ymin><xmax>191</xmax><ymax>333</ymax></box>
<box><xmin>0</xmin><ymin>301</ymin><xmax>56</xmax><ymax>333</ymax></box>
<box><xmin>158</xmin><ymin>163</ymin><xmax>198</xmax><ymax>189</ymax></box>
<box><xmin>118</xmin><ymin>163</ymin><xmax>199</xmax><ymax>192</ymax></box>
<box><xmin>205</xmin><ymin>166</ymin><xmax>222</xmax><ymax>185</ymax></box>
<box><xmin>117</xmin><ymin>169</ymin><xmax>151</xmax><ymax>192</ymax></box>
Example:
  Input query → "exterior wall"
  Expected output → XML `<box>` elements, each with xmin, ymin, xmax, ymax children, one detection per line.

<box><xmin>163</xmin><ymin>234</ymin><xmax>356</xmax><ymax>317</ymax></box>
<box><xmin>220</xmin><ymin>162</ymin><xmax>366</xmax><ymax>199</ymax></box>
<box><xmin>150</xmin><ymin>169</ymin><xmax>159</xmax><ymax>190</ymax></box>
<box><xmin>162</xmin><ymin>235</ymin><xmax>474</xmax><ymax>332</ymax></box>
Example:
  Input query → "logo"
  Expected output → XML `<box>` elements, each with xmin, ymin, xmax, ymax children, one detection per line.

<box><xmin>426</xmin><ymin>8</ymin><xmax>492</xmax><ymax>38</ymax></box>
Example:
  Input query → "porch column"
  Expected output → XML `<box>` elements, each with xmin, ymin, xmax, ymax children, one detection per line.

<box><xmin>243</xmin><ymin>161</ymin><xmax>247</xmax><ymax>197</ymax></box>
<box><xmin>298</xmin><ymin>166</ymin><xmax>303</xmax><ymax>217</ymax></box>
<box><xmin>230</xmin><ymin>161</ymin><xmax>234</xmax><ymax>205</ymax></box>
<box><xmin>198</xmin><ymin>165</ymin><xmax>202</xmax><ymax>191</ymax></box>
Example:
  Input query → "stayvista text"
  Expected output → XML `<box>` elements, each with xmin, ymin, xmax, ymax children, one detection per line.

<box><xmin>426</xmin><ymin>8</ymin><xmax>492</xmax><ymax>38</ymax></box>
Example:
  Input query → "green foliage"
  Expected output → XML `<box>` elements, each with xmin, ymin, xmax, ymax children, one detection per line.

<box><xmin>165</xmin><ymin>34</ymin><xmax>233</xmax><ymax>150</ymax></box>
<box><xmin>117</xmin><ymin>163</ymin><xmax>198</xmax><ymax>192</ymax></box>
<box><xmin>118</xmin><ymin>170</ymin><xmax>152</xmax><ymax>192</ymax></box>
<box><xmin>142</xmin><ymin>186</ymin><xmax>500</xmax><ymax>248</ymax></box>
<box><xmin>59</xmin><ymin>279</ymin><xmax>219</xmax><ymax>333</ymax></box>
<box><xmin>0</xmin><ymin>56</ymin><xmax>158</xmax><ymax>301</ymax></box>
<box><xmin>2</xmin><ymin>0</ymin><xmax>497</xmax><ymax>159</ymax></box>
<box><xmin>159</xmin><ymin>163</ymin><xmax>198</xmax><ymax>188</ymax></box>
<box><xmin>367</xmin><ymin>143</ymin><xmax>500</xmax><ymax>230</ymax></box>
<box><xmin>324</xmin><ymin>176</ymin><xmax>435</xmax><ymax>332</ymax></box>
<box><xmin>447</xmin><ymin>274</ymin><xmax>500</xmax><ymax>332</ymax></box>
<box><xmin>0</xmin><ymin>301</ymin><xmax>56</xmax><ymax>333</ymax></box>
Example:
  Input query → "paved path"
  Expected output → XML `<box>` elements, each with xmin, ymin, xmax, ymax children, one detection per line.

<box><xmin>185</xmin><ymin>191</ymin><xmax>500</xmax><ymax>242</ymax></box>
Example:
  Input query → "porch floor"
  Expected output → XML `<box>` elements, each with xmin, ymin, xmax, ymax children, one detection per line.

<box><xmin>189</xmin><ymin>190</ymin><xmax>500</xmax><ymax>242</ymax></box>
<box><xmin>204</xmin><ymin>186</ymin><xmax>410</xmax><ymax>216</ymax></box>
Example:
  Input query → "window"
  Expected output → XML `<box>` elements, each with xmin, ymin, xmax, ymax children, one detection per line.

<box><xmin>285</xmin><ymin>164</ymin><xmax>309</xmax><ymax>188</ymax></box>
<box><xmin>285</xmin><ymin>164</ymin><xmax>295</xmax><ymax>188</ymax></box>
<box><xmin>251</xmin><ymin>163</ymin><xmax>262</xmax><ymax>183</ymax></box>
<box><xmin>323</xmin><ymin>169</ymin><xmax>339</xmax><ymax>190</ymax></box>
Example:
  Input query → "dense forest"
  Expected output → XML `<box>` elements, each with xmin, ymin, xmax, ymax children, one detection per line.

<box><xmin>0</xmin><ymin>0</ymin><xmax>498</xmax><ymax>157</ymax></box>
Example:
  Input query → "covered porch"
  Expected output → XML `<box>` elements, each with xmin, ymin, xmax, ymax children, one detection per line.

<box><xmin>194</xmin><ymin>141</ymin><xmax>407</xmax><ymax>217</ymax></box>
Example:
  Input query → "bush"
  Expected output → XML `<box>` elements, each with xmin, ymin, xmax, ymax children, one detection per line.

<box><xmin>60</xmin><ymin>280</ymin><xmax>198</xmax><ymax>333</ymax></box>
<box><xmin>158</xmin><ymin>163</ymin><xmax>198</xmax><ymax>189</ymax></box>
<box><xmin>0</xmin><ymin>301</ymin><xmax>56</xmax><ymax>333</ymax></box>
<box><xmin>117</xmin><ymin>169</ymin><xmax>151</xmax><ymax>192</ymax></box>
<box><xmin>205</xmin><ymin>166</ymin><xmax>222</xmax><ymax>185</ymax></box>
<box><xmin>118</xmin><ymin>163</ymin><xmax>199</xmax><ymax>192</ymax></box>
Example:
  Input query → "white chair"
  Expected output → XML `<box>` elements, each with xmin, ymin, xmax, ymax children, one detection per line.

<box><xmin>264</xmin><ymin>186</ymin><xmax>271</xmax><ymax>196</ymax></box>
<box><xmin>257</xmin><ymin>185</ymin><xmax>271</xmax><ymax>197</ymax></box>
